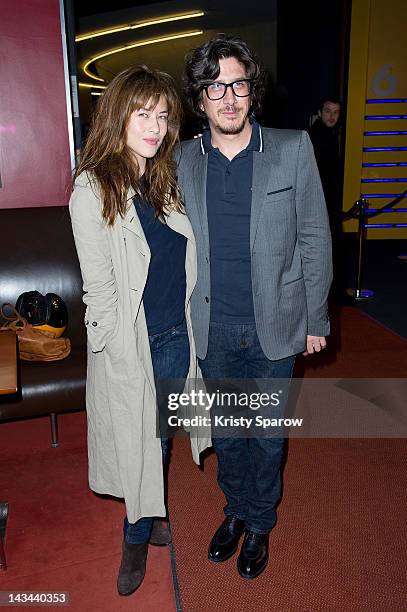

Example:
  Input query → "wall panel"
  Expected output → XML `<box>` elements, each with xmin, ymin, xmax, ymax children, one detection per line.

<box><xmin>0</xmin><ymin>0</ymin><xmax>72</xmax><ymax>209</ymax></box>
<box><xmin>343</xmin><ymin>0</ymin><xmax>407</xmax><ymax>238</ymax></box>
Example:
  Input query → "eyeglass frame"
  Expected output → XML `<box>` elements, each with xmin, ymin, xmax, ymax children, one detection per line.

<box><xmin>202</xmin><ymin>78</ymin><xmax>253</xmax><ymax>101</ymax></box>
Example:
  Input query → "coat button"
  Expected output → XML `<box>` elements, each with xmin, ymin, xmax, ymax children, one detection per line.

<box><xmin>85</xmin><ymin>320</ymin><xmax>89</xmax><ymax>326</ymax></box>
<box><xmin>205</xmin><ymin>297</ymin><xmax>209</xmax><ymax>303</ymax></box>
<box><xmin>92</xmin><ymin>321</ymin><xmax>98</xmax><ymax>327</ymax></box>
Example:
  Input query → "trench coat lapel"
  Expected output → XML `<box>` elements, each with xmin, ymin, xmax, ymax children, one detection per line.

<box><xmin>121</xmin><ymin>188</ymin><xmax>150</xmax><ymax>257</ymax></box>
<box><xmin>166</xmin><ymin>207</ymin><xmax>195</xmax><ymax>241</ymax></box>
<box><xmin>121</xmin><ymin>188</ymin><xmax>195</xmax><ymax>244</ymax></box>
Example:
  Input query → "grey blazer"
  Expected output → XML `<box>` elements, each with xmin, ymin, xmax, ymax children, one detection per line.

<box><xmin>175</xmin><ymin>127</ymin><xmax>333</xmax><ymax>361</ymax></box>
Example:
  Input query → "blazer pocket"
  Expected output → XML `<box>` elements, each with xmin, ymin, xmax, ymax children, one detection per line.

<box><xmin>282</xmin><ymin>275</ymin><xmax>304</xmax><ymax>287</ymax></box>
<box><xmin>266</xmin><ymin>186</ymin><xmax>293</xmax><ymax>196</ymax></box>
<box><xmin>265</xmin><ymin>186</ymin><xmax>295</xmax><ymax>205</ymax></box>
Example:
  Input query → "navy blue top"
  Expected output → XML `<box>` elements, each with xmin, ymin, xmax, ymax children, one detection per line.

<box><xmin>202</xmin><ymin>120</ymin><xmax>262</xmax><ymax>323</ymax></box>
<box><xmin>133</xmin><ymin>194</ymin><xmax>187</xmax><ymax>335</ymax></box>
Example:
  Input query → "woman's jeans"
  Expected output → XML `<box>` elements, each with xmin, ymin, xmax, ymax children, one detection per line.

<box><xmin>124</xmin><ymin>319</ymin><xmax>190</xmax><ymax>544</ymax></box>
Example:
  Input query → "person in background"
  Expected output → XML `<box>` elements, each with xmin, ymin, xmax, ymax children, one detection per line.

<box><xmin>69</xmin><ymin>65</ymin><xmax>209</xmax><ymax>597</ymax></box>
<box><xmin>309</xmin><ymin>97</ymin><xmax>347</xmax><ymax>302</ymax></box>
<box><xmin>309</xmin><ymin>97</ymin><xmax>342</xmax><ymax>220</ymax></box>
<box><xmin>178</xmin><ymin>34</ymin><xmax>332</xmax><ymax>580</ymax></box>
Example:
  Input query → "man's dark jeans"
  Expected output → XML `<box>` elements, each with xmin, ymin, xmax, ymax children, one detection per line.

<box><xmin>124</xmin><ymin>319</ymin><xmax>190</xmax><ymax>544</ymax></box>
<box><xmin>199</xmin><ymin>322</ymin><xmax>295</xmax><ymax>534</ymax></box>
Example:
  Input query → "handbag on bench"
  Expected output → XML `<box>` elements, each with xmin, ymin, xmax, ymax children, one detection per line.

<box><xmin>0</xmin><ymin>303</ymin><xmax>71</xmax><ymax>361</ymax></box>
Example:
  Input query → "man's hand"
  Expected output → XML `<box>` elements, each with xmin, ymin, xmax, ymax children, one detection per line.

<box><xmin>302</xmin><ymin>335</ymin><xmax>327</xmax><ymax>356</ymax></box>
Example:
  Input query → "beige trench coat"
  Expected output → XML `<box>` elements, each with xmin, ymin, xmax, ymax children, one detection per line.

<box><xmin>69</xmin><ymin>173</ymin><xmax>211</xmax><ymax>523</ymax></box>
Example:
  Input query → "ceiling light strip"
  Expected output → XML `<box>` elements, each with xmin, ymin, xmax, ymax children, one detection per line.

<box><xmin>83</xmin><ymin>30</ymin><xmax>203</xmax><ymax>82</ymax></box>
<box><xmin>76</xmin><ymin>11</ymin><xmax>204</xmax><ymax>42</ymax></box>
<box><xmin>79</xmin><ymin>83</ymin><xmax>107</xmax><ymax>89</ymax></box>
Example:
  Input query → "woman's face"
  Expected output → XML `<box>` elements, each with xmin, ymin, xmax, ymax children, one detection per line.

<box><xmin>126</xmin><ymin>95</ymin><xmax>169</xmax><ymax>172</ymax></box>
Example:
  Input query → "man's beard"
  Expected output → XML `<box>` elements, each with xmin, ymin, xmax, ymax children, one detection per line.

<box><xmin>213</xmin><ymin>105</ymin><xmax>248</xmax><ymax>135</ymax></box>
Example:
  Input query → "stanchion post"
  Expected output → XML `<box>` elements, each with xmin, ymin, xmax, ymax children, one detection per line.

<box><xmin>347</xmin><ymin>197</ymin><xmax>374</xmax><ymax>301</ymax></box>
<box><xmin>355</xmin><ymin>198</ymin><xmax>367</xmax><ymax>298</ymax></box>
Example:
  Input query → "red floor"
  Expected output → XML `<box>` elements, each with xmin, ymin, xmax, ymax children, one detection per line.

<box><xmin>2</xmin><ymin>306</ymin><xmax>407</xmax><ymax>611</ymax></box>
<box><xmin>0</xmin><ymin>413</ymin><xmax>176</xmax><ymax>611</ymax></box>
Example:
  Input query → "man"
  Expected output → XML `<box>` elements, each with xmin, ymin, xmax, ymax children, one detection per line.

<box><xmin>309</xmin><ymin>97</ymin><xmax>342</xmax><ymax>215</ymax></box>
<box><xmin>176</xmin><ymin>35</ymin><xmax>332</xmax><ymax>580</ymax></box>
<box><xmin>309</xmin><ymin>97</ymin><xmax>345</xmax><ymax>302</ymax></box>
<box><xmin>319</xmin><ymin>97</ymin><xmax>341</xmax><ymax>128</ymax></box>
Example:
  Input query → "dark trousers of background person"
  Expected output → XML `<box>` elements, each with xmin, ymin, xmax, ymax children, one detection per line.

<box><xmin>124</xmin><ymin>319</ymin><xmax>190</xmax><ymax>543</ymax></box>
<box><xmin>199</xmin><ymin>322</ymin><xmax>295</xmax><ymax>534</ymax></box>
<box><xmin>324</xmin><ymin>182</ymin><xmax>347</xmax><ymax>302</ymax></box>
<box><xmin>330</xmin><ymin>222</ymin><xmax>348</xmax><ymax>302</ymax></box>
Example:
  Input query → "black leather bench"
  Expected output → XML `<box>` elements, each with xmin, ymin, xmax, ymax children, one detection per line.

<box><xmin>0</xmin><ymin>206</ymin><xmax>86</xmax><ymax>446</ymax></box>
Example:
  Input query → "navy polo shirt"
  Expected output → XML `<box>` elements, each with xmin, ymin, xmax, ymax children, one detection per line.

<box><xmin>133</xmin><ymin>194</ymin><xmax>186</xmax><ymax>335</ymax></box>
<box><xmin>202</xmin><ymin>120</ymin><xmax>262</xmax><ymax>323</ymax></box>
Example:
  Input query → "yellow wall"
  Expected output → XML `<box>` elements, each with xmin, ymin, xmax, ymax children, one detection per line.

<box><xmin>343</xmin><ymin>0</ymin><xmax>407</xmax><ymax>238</ymax></box>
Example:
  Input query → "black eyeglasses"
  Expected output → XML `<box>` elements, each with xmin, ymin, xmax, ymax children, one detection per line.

<box><xmin>203</xmin><ymin>79</ymin><xmax>253</xmax><ymax>101</ymax></box>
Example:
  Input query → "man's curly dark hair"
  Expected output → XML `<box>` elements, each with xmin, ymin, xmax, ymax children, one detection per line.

<box><xmin>183</xmin><ymin>34</ymin><xmax>266</xmax><ymax>124</ymax></box>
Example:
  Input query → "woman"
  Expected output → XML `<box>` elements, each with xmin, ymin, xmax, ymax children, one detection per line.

<box><xmin>69</xmin><ymin>65</ymin><xmax>210</xmax><ymax>597</ymax></box>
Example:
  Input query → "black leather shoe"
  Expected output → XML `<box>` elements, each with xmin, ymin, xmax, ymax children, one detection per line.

<box><xmin>237</xmin><ymin>531</ymin><xmax>269</xmax><ymax>579</ymax></box>
<box><xmin>117</xmin><ymin>541</ymin><xmax>148</xmax><ymax>596</ymax></box>
<box><xmin>208</xmin><ymin>515</ymin><xmax>245</xmax><ymax>563</ymax></box>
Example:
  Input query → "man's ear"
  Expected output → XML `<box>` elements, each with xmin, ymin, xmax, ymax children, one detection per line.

<box><xmin>198</xmin><ymin>91</ymin><xmax>206</xmax><ymax>114</ymax></box>
<box><xmin>318</xmin><ymin>110</ymin><xmax>322</xmax><ymax>118</ymax></box>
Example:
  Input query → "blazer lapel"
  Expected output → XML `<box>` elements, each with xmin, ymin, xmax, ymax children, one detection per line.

<box><xmin>250</xmin><ymin>147</ymin><xmax>273</xmax><ymax>250</ymax></box>
<box><xmin>192</xmin><ymin>153</ymin><xmax>210</xmax><ymax>254</ymax></box>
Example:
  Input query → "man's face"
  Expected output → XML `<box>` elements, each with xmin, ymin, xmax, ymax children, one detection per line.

<box><xmin>319</xmin><ymin>101</ymin><xmax>341</xmax><ymax>128</ymax></box>
<box><xmin>200</xmin><ymin>56</ymin><xmax>251</xmax><ymax>136</ymax></box>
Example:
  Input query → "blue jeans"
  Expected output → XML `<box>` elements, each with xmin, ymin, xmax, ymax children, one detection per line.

<box><xmin>124</xmin><ymin>319</ymin><xmax>190</xmax><ymax>544</ymax></box>
<box><xmin>199</xmin><ymin>322</ymin><xmax>295</xmax><ymax>534</ymax></box>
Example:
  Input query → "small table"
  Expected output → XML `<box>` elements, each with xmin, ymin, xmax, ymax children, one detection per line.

<box><xmin>0</xmin><ymin>330</ymin><xmax>17</xmax><ymax>395</ymax></box>
<box><xmin>0</xmin><ymin>330</ymin><xmax>17</xmax><ymax>570</ymax></box>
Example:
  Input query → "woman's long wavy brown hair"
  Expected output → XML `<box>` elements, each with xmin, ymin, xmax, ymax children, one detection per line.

<box><xmin>74</xmin><ymin>65</ymin><xmax>183</xmax><ymax>225</ymax></box>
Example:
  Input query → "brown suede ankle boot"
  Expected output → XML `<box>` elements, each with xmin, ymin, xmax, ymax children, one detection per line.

<box><xmin>117</xmin><ymin>540</ymin><xmax>148</xmax><ymax>596</ymax></box>
<box><xmin>149</xmin><ymin>519</ymin><xmax>172</xmax><ymax>546</ymax></box>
